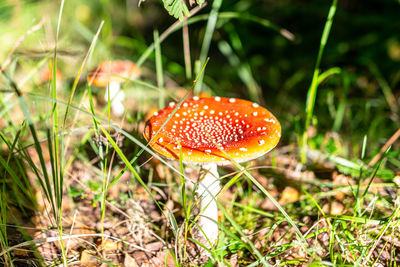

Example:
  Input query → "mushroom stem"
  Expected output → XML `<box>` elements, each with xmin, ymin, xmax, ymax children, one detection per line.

<box><xmin>197</xmin><ymin>163</ymin><xmax>220</xmax><ymax>246</ymax></box>
<box><xmin>105</xmin><ymin>81</ymin><xmax>125</xmax><ymax>116</ymax></box>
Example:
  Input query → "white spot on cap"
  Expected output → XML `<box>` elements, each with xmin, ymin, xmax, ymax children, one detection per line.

<box><xmin>204</xmin><ymin>105</ymin><xmax>209</xmax><ymax>110</ymax></box>
<box><xmin>193</xmin><ymin>96</ymin><xmax>199</xmax><ymax>100</ymax></box>
<box><xmin>258</xmin><ymin>140</ymin><xmax>265</xmax><ymax>145</ymax></box>
<box><xmin>252</xmin><ymin>112</ymin><xmax>258</xmax><ymax>116</ymax></box>
<box><xmin>183</xmin><ymin>112</ymin><xmax>187</xmax><ymax>116</ymax></box>
<box><xmin>229</xmin><ymin>98</ymin><xmax>236</xmax><ymax>103</ymax></box>
<box><xmin>183</xmin><ymin>103</ymin><xmax>188</xmax><ymax>107</ymax></box>
<box><xmin>158</xmin><ymin>137</ymin><xmax>163</xmax><ymax>143</ymax></box>
<box><xmin>252</xmin><ymin>103</ymin><xmax>259</xmax><ymax>108</ymax></box>
<box><xmin>175</xmin><ymin>113</ymin><xmax>180</xmax><ymax>117</ymax></box>
<box><xmin>215</xmin><ymin>96</ymin><xmax>221</xmax><ymax>101</ymax></box>
<box><xmin>239</xmin><ymin>148</ymin><xmax>247</xmax><ymax>152</ymax></box>
<box><xmin>169</xmin><ymin>102</ymin><xmax>175</xmax><ymax>107</ymax></box>
<box><xmin>234</xmin><ymin>112</ymin><xmax>239</xmax><ymax>116</ymax></box>
<box><xmin>257</xmin><ymin>127</ymin><xmax>261</xmax><ymax>131</ymax></box>
<box><xmin>205</xmin><ymin>149</ymin><xmax>211</xmax><ymax>153</ymax></box>
<box><xmin>210</xmin><ymin>110</ymin><xmax>215</xmax><ymax>114</ymax></box>
<box><xmin>188</xmin><ymin>151</ymin><xmax>192</xmax><ymax>155</ymax></box>
<box><xmin>154</xmin><ymin>112</ymin><xmax>159</xmax><ymax>116</ymax></box>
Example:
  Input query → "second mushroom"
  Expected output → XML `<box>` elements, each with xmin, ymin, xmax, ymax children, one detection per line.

<box><xmin>88</xmin><ymin>60</ymin><xmax>141</xmax><ymax>116</ymax></box>
<box><xmin>144</xmin><ymin>96</ymin><xmax>281</xmax><ymax>246</ymax></box>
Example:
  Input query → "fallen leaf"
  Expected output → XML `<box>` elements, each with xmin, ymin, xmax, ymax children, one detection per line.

<box><xmin>100</xmin><ymin>239</ymin><xmax>121</xmax><ymax>251</ymax></box>
<box><xmin>230</xmin><ymin>253</ymin><xmax>238</xmax><ymax>267</ymax></box>
<box><xmin>145</xmin><ymin>241</ymin><xmax>163</xmax><ymax>251</ymax></box>
<box><xmin>80</xmin><ymin>250</ymin><xmax>99</xmax><ymax>267</ymax></box>
<box><xmin>124</xmin><ymin>253</ymin><xmax>139</xmax><ymax>267</ymax></box>
<box><xmin>151</xmin><ymin>250</ymin><xmax>176</xmax><ymax>267</ymax></box>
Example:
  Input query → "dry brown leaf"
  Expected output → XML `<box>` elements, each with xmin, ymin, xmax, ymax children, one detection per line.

<box><xmin>80</xmin><ymin>250</ymin><xmax>100</xmax><ymax>267</ymax></box>
<box><xmin>100</xmin><ymin>239</ymin><xmax>121</xmax><ymax>251</ymax></box>
<box><xmin>124</xmin><ymin>253</ymin><xmax>139</xmax><ymax>267</ymax></box>
<box><xmin>152</xmin><ymin>250</ymin><xmax>176</xmax><ymax>267</ymax></box>
<box><xmin>145</xmin><ymin>241</ymin><xmax>163</xmax><ymax>251</ymax></box>
<box><xmin>229</xmin><ymin>253</ymin><xmax>238</xmax><ymax>267</ymax></box>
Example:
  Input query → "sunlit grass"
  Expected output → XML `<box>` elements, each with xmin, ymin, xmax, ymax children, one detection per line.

<box><xmin>0</xmin><ymin>0</ymin><xmax>399</xmax><ymax>266</ymax></box>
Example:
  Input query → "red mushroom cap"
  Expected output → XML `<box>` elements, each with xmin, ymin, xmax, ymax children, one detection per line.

<box><xmin>144</xmin><ymin>97</ymin><xmax>281</xmax><ymax>164</ymax></box>
<box><xmin>88</xmin><ymin>60</ymin><xmax>140</xmax><ymax>87</ymax></box>
<box><xmin>41</xmin><ymin>67</ymin><xmax>63</xmax><ymax>83</ymax></box>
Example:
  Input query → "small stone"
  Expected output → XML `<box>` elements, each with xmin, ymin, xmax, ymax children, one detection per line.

<box><xmin>330</xmin><ymin>202</ymin><xmax>344</xmax><ymax>215</ymax></box>
<box><xmin>279</xmin><ymin>187</ymin><xmax>300</xmax><ymax>204</ymax></box>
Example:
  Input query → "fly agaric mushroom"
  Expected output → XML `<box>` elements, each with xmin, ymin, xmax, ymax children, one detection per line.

<box><xmin>88</xmin><ymin>60</ymin><xmax>141</xmax><ymax>116</ymax></box>
<box><xmin>144</xmin><ymin>96</ymin><xmax>281</xmax><ymax>245</ymax></box>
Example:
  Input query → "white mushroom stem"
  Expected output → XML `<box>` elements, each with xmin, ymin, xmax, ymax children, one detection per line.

<box><xmin>104</xmin><ymin>81</ymin><xmax>125</xmax><ymax>116</ymax></box>
<box><xmin>197</xmin><ymin>163</ymin><xmax>220</xmax><ymax>246</ymax></box>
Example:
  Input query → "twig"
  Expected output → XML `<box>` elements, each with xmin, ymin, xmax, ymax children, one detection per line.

<box><xmin>368</xmin><ymin>128</ymin><xmax>400</xmax><ymax>166</ymax></box>
<box><xmin>65</xmin><ymin>210</ymin><xmax>78</xmax><ymax>255</ymax></box>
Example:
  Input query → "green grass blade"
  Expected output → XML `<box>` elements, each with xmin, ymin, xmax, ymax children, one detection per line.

<box><xmin>301</xmin><ymin>0</ymin><xmax>338</xmax><ymax>163</ymax></box>
<box><xmin>154</xmin><ymin>29</ymin><xmax>165</xmax><ymax>109</ymax></box>
<box><xmin>194</xmin><ymin>0</ymin><xmax>222</xmax><ymax>94</ymax></box>
<box><xmin>62</xmin><ymin>20</ymin><xmax>104</xmax><ymax>129</ymax></box>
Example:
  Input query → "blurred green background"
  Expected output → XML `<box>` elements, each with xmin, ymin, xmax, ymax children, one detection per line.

<box><xmin>1</xmin><ymin>1</ymin><xmax>400</xmax><ymax>265</ymax></box>
<box><xmin>0</xmin><ymin>0</ymin><xmax>399</xmax><ymax>160</ymax></box>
